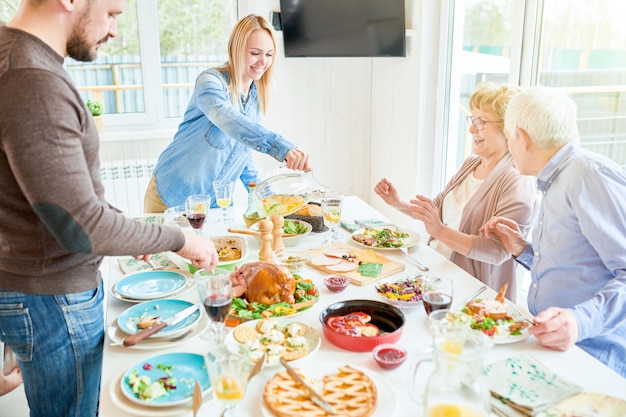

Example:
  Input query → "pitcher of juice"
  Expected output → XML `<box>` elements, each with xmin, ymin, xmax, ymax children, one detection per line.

<box><xmin>411</xmin><ymin>329</ymin><xmax>493</xmax><ymax>417</ymax></box>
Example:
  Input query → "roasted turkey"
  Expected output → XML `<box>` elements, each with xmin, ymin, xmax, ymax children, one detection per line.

<box><xmin>229</xmin><ymin>262</ymin><xmax>296</xmax><ymax>305</ymax></box>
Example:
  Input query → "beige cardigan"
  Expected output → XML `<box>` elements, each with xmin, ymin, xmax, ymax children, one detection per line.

<box><xmin>430</xmin><ymin>153</ymin><xmax>536</xmax><ymax>300</ymax></box>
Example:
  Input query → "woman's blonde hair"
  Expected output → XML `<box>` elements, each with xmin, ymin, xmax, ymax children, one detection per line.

<box><xmin>216</xmin><ymin>14</ymin><xmax>276</xmax><ymax>114</ymax></box>
<box><xmin>469</xmin><ymin>82</ymin><xmax>522</xmax><ymax>131</ymax></box>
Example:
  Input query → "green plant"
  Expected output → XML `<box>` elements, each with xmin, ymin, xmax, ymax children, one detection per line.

<box><xmin>86</xmin><ymin>99</ymin><xmax>103</xmax><ymax>117</ymax></box>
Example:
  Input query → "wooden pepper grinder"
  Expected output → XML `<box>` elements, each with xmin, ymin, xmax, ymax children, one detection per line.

<box><xmin>257</xmin><ymin>218</ymin><xmax>275</xmax><ymax>263</ymax></box>
<box><xmin>270</xmin><ymin>215</ymin><xmax>285</xmax><ymax>257</ymax></box>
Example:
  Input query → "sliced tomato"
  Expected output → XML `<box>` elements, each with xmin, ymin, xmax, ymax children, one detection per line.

<box><xmin>481</xmin><ymin>327</ymin><xmax>496</xmax><ymax>337</ymax></box>
<box><xmin>343</xmin><ymin>312</ymin><xmax>371</xmax><ymax>323</ymax></box>
<box><xmin>326</xmin><ymin>316</ymin><xmax>345</xmax><ymax>331</ymax></box>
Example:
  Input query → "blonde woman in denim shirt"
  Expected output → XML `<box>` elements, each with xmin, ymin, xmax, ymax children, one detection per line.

<box><xmin>145</xmin><ymin>15</ymin><xmax>310</xmax><ymax>212</ymax></box>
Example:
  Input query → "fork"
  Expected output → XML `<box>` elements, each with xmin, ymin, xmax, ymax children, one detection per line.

<box><xmin>399</xmin><ymin>247</ymin><xmax>429</xmax><ymax>271</ymax></box>
<box><xmin>146</xmin><ymin>258</ymin><xmax>164</xmax><ymax>270</ymax></box>
<box><xmin>506</xmin><ymin>301</ymin><xmax>536</xmax><ymax>326</ymax></box>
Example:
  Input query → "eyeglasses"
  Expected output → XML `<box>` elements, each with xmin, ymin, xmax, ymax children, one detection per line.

<box><xmin>466</xmin><ymin>116</ymin><xmax>501</xmax><ymax>131</ymax></box>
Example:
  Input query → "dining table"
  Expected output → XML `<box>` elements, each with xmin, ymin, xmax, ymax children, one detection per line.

<box><xmin>98</xmin><ymin>195</ymin><xmax>626</xmax><ymax>417</ymax></box>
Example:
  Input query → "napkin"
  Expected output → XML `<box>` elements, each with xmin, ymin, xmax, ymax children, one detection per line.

<box><xmin>117</xmin><ymin>252</ymin><xmax>177</xmax><ymax>274</ymax></box>
<box><xmin>486</xmin><ymin>355</ymin><xmax>583</xmax><ymax>417</ymax></box>
<box><xmin>341</xmin><ymin>218</ymin><xmax>387</xmax><ymax>232</ymax></box>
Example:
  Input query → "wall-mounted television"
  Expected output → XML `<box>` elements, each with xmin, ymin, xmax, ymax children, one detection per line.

<box><xmin>279</xmin><ymin>0</ymin><xmax>406</xmax><ymax>58</ymax></box>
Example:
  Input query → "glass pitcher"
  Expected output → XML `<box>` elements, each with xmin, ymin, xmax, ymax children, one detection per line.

<box><xmin>252</xmin><ymin>171</ymin><xmax>326</xmax><ymax>218</ymax></box>
<box><xmin>411</xmin><ymin>329</ymin><xmax>493</xmax><ymax>417</ymax></box>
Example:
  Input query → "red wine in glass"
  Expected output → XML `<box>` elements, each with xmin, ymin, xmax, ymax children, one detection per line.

<box><xmin>423</xmin><ymin>291</ymin><xmax>453</xmax><ymax>315</ymax></box>
<box><xmin>204</xmin><ymin>294</ymin><xmax>232</xmax><ymax>323</ymax></box>
<box><xmin>187</xmin><ymin>213</ymin><xmax>206</xmax><ymax>229</ymax></box>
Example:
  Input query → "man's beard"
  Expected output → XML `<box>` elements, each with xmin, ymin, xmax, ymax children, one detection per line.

<box><xmin>66</xmin><ymin>5</ymin><xmax>105</xmax><ymax>62</ymax></box>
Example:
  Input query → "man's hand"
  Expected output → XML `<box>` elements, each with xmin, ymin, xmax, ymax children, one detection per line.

<box><xmin>480</xmin><ymin>216</ymin><xmax>527</xmax><ymax>257</ymax></box>
<box><xmin>284</xmin><ymin>148</ymin><xmax>310</xmax><ymax>171</ymax></box>
<box><xmin>529</xmin><ymin>307</ymin><xmax>579</xmax><ymax>351</ymax></box>
<box><xmin>176</xmin><ymin>231</ymin><xmax>219</xmax><ymax>272</ymax></box>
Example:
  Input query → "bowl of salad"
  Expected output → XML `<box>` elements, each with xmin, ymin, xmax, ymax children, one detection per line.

<box><xmin>375</xmin><ymin>274</ymin><xmax>424</xmax><ymax>312</ymax></box>
<box><xmin>251</xmin><ymin>218</ymin><xmax>312</xmax><ymax>247</ymax></box>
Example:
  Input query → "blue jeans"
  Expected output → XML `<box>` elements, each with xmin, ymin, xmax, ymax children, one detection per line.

<box><xmin>0</xmin><ymin>280</ymin><xmax>104</xmax><ymax>417</ymax></box>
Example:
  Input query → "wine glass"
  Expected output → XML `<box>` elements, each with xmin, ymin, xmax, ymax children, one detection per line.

<box><xmin>195</xmin><ymin>268</ymin><xmax>233</xmax><ymax>344</ymax></box>
<box><xmin>213</xmin><ymin>180</ymin><xmax>235</xmax><ymax>224</ymax></box>
<box><xmin>185</xmin><ymin>194</ymin><xmax>210</xmax><ymax>234</ymax></box>
<box><xmin>422</xmin><ymin>277</ymin><xmax>454</xmax><ymax>316</ymax></box>
<box><xmin>206</xmin><ymin>347</ymin><xmax>252</xmax><ymax>417</ymax></box>
<box><xmin>321</xmin><ymin>192</ymin><xmax>344</xmax><ymax>244</ymax></box>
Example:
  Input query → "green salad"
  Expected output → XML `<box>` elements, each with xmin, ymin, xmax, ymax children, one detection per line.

<box><xmin>283</xmin><ymin>219</ymin><xmax>309</xmax><ymax>235</ymax></box>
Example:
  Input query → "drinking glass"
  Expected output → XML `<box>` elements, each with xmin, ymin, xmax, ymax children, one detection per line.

<box><xmin>422</xmin><ymin>277</ymin><xmax>454</xmax><ymax>316</ymax></box>
<box><xmin>185</xmin><ymin>194</ymin><xmax>210</xmax><ymax>234</ymax></box>
<box><xmin>195</xmin><ymin>268</ymin><xmax>233</xmax><ymax>344</ymax></box>
<box><xmin>321</xmin><ymin>192</ymin><xmax>344</xmax><ymax>244</ymax></box>
<box><xmin>213</xmin><ymin>180</ymin><xmax>235</xmax><ymax>224</ymax></box>
<box><xmin>206</xmin><ymin>347</ymin><xmax>252</xmax><ymax>417</ymax></box>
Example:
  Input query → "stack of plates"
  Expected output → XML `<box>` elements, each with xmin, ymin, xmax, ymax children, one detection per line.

<box><xmin>110</xmin><ymin>270</ymin><xmax>190</xmax><ymax>303</ymax></box>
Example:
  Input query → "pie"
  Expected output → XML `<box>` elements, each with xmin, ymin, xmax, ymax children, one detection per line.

<box><xmin>263</xmin><ymin>365</ymin><xmax>377</xmax><ymax>417</ymax></box>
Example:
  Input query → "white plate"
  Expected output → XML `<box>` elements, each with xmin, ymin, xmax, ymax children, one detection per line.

<box><xmin>109</xmin><ymin>274</ymin><xmax>194</xmax><ymax>304</ymax></box>
<box><xmin>116</xmin><ymin>299</ymin><xmax>202</xmax><ymax>338</ymax></box>
<box><xmin>114</xmin><ymin>270</ymin><xmax>189</xmax><ymax>300</ymax></box>
<box><xmin>107</xmin><ymin>314</ymin><xmax>209</xmax><ymax>349</ymax></box>
<box><xmin>110</xmin><ymin>369</ymin><xmax>203</xmax><ymax>417</ymax></box>
<box><xmin>542</xmin><ymin>392</ymin><xmax>626</xmax><ymax>417</ymax></box>
<box><xmin>224</xmin><ymin>318</ymin><xmax>321</xmax><ymax>367</ymax></box>
<box><xmin>351</xmin><ymin>227</ymin><xmax>421</xmax><ymax>251</ymax></box>
<box><xmin>260</xmin><ymin>363</ymin><xmax>397</xmax><ymax>417</ymax></box>
<box><xmin>491</xmin><ymin>325</ymin><xmax>530</xmax><ymax>344</ymax></box>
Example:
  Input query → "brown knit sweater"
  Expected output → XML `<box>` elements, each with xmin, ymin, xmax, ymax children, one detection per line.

<box><xmin>0</xmin><ymin>26</ymin><xmax>184</xmax><ymax>294</ymax></box>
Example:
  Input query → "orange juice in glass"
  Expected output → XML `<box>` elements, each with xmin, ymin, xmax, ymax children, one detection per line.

<box><xmin>428</xmin><ymin>403</ymin><xmax>487</xmax><ymax>417</ymax></box>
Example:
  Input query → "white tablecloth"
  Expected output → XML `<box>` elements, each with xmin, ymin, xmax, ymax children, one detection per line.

<box><xmin>98</xmin><ymin>196</ymin><xmax>626</xmax><ymax>417</ymax></box>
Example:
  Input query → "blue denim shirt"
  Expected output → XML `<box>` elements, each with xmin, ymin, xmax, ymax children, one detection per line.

<box><xmin>153</xmin><ymin>69</ymin><xmax>295</xmax><ymax>208</ymax></box>
<box><xmin>516</xmin><ymin>142</ymin><xmax>626</xmax><ymax>377</ymax></box>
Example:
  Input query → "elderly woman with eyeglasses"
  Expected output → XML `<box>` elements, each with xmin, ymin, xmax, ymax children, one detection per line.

<box><xmin>375</xmin><ymin>82</ymin><xmax>536</xmax><ymax>301</ymax></box>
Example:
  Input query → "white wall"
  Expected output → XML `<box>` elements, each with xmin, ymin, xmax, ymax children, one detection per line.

<box><xmin>99</xmin><ymin>0</ymin><xmax>445</xmax><ymax>239</ymax></box>
<box><xmin>241</xmin><ymin>0</ymin><xmax>443</xmax><ymax>234</ymax></box>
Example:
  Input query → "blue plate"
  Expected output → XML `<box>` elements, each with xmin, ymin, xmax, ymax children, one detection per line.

<box><xmin>116</xmin><ymin>299</ymin><xmax>201</xmax><ymax>338</ymax></box>
<box><xmin>114</xmin><ymin>270</ymin><xmax>188</xmax><ymax>300</ymax></box>
<box><xmin>120</xmin><ymin>352</ymin><xmax>211</xmax><ymax>407</ymax></box>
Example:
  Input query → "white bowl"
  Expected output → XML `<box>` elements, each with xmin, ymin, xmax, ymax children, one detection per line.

<box><xmin>168</xmin><ymin>235</ymin><xmax>248</xmax><ymax>273</ymax></box>
<box><xmin>250</xmin><ymin>219</ymin><xmax>312</xmax><ymax>247</ymax></box>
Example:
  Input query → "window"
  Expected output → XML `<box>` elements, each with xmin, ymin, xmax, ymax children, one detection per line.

<box><xmin>537</xmin><ymin>0</ymin><xmax>626</xmax><ymax>167</ymax></box>
<box><xmin>3</xmin><ymin>0</ymin><xmax>237</xmax><ymax>130</ymax></box>
<box><xmin>441</xmin><ymin>0</ymin><xmax>626</xmax><ymax>185</ymax></box>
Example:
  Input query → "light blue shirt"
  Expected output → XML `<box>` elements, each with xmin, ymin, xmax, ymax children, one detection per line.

<box><xmin>516</xmin><ymin>142</ymin><xmax>626</xmax><ymax>377</ymax></box>
<box><xmin>153</xmin><ymin>69</ymin><xmax>295</xmax><ymax>208</ymax></box>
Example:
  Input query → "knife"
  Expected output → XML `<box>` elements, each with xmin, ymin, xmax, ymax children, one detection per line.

<box><xmin>280</xmin><ymin>358</ymin><xmax>338</xmax><ymax>415</ymax></box>
<box><xmin>123</xmin><ymin>303</ymin><xmax>200</xmax><ymax>347</ymax></box>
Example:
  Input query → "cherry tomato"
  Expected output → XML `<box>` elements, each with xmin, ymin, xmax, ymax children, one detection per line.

<box><xmin>307</xmin><ymin>286</ymin><xmax>319</xmax><ymax>296</ymax></box>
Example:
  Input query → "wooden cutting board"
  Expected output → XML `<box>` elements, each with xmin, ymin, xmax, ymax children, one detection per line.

<box><xmin>307</xmin><ymin>243</ymin><xmax>405</xmax><ymax>286</ymax></box>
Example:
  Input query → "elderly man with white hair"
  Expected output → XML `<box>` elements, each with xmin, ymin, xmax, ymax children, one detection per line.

<box><xmin>482</xmin><ymin>86</ymin><xmax>626</xmax><ymax>378</ymax></box>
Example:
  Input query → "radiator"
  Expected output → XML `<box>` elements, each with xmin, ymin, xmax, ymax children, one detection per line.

<box><xmin>100</xmin><ymin>159</ymin><xmax>155</xmax><ymax>215</ymax></box>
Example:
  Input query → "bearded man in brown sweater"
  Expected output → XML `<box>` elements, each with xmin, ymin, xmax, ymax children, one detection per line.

<box><xmin>0</xmin><ymin>2</ymin><xmax>219</xmax><ymax>416</ymax></box>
